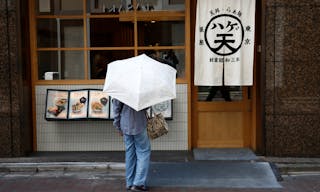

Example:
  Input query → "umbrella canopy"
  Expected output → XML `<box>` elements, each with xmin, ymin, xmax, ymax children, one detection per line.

<box><xmin>103</xmin><ymin>54</ymin><xmax>177</xmax><ymax>111</ymax></box>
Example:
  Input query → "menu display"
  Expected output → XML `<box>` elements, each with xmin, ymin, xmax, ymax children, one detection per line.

<box><xmin>45</xmin><ymin>89</ymin><xmax>173</xmax><ymax>121</ymax></box>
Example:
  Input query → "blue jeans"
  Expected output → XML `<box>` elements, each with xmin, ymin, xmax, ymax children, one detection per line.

<box><xmin>123</xmin><ymin>129</ymin><xmax>151</xmax><ymax>188</ymax></box>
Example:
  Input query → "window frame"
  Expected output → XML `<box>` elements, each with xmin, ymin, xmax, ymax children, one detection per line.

<box><xmin>29</xmin><ymin>0</ymin><xmax>190</xmax><ymax>85</ymax></box>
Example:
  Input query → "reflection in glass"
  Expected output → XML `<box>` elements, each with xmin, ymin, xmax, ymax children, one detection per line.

<box><xmin>37</xmin><ymin>19</ymin><xmax>57</xmax><ymax>47</ymax></box>
<box><xmin>198</xmin><ymin>86</ymin><xmax>243</xmax><ymax>101</ymax></box>
<box><xmin>89</xmin><ymin>18</ymin><xmax>134</xmax><ymax>47</ymax></box>
<box><xmin>38</xmin><ymin>51</ymin><xmax>58</xmax><ymax>80</ymax></box>
<box><xmin>139</xmin><ymin>49</ymin><xmax>185</xmax><ymax>78</ymax></box>
<box><xmin>138</xmin><ymin>21</ymin><xmax>184</xmax><ymax>46</ymax></box>
<box><xmin>37</xmin><ymin>19</ymin><xmax>83</xmax><ymax>48</ymax></box>
<box><xmin>137</xmin><ymin>0</ymin><xmax>185</xmax><ymax>11</ymax></box>
<box><xmin>60</xmin><ymin>20</ymin><xmax>84</xmax><ymax>47</ymax></box>
<box><xmin>36</xmin><ymin>0</ymin><xmax>83</xmax><ymax>15</ymax></box>
<box><xmin>89</xmin><ymin>50</ymin><xmax>134</xmax><ymax>79</ymax></box>
<box><xmin>87</xmin><ymin>0</ymin><xmax>185</xmax><ymax>13</ymax></box>
<box><xmin>38</xmin><ymin>51</ymin><xmax>85</xmax><ymax>80</ymax></box>
<box><xmin>87</xmin><ymin>0</ymin><xmax>129</xmax><ymax>14</ymax></box>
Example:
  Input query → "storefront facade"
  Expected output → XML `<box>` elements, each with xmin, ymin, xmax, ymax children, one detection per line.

<box><xmin>0</xmin><ymin>0</ymin><xmax>319</xmax><ymax>157</ymax></box>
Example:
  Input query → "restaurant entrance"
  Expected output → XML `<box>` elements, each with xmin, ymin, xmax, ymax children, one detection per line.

<box><xmin>190</xmin><ymin>0</ymin><xmax>262</xmax><ymax>151</ymax></box>
<box><xmin>192</xmin><ymin>86</ymin><xmax>255</xmax><ymax>148</ymax></box>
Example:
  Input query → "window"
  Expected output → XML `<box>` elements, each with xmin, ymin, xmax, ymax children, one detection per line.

<box><xmin>198</xmin><ymin>86</ymin><xmax>243</xmax><ymax>102</ymax></box>
<box><xmin>31</xmin><ymin>0</ymin><xmax>188</xmax><ymax>82</ymax></box>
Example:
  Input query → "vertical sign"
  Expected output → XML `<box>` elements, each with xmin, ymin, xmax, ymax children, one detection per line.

<box><xmin>194</xmin><ymin>0</ymin><xmax>256</xmax><ymax>86</ymax></box>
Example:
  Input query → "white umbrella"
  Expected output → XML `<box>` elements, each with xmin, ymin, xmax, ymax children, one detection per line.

<box><xmin>103</xmin><ymin>54</ymin><xmax>177</xmax><ymax>111</ymax></box>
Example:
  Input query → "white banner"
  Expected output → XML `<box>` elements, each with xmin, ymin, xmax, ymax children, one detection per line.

<box><xmin>194</xmin><ymin>0</ymin><xmax>256</xmax><ymax>86</ymax></box>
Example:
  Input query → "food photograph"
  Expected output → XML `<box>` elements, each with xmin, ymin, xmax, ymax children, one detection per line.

<box><xmin>68</xmin><ymin>90</ymin><xmax>89</xmax><ymax>119</ymax></box>
<box><xmin>45</xmin><ymin>90</ymin><xmax>69</xmax><ymax>120</ymax></box>
<box><xmin>88</xmin><ymin>90</ymin><xmax>109</xmax><ymax>119</ymax></box>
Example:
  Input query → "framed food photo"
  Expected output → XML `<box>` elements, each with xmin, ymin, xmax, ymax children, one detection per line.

<box><xmin>151</xmin><ymin>100</ymin><xmax>173</xmax><ymax>120</ymax></box>
<box><xmin>68</xmin><ymin>89</ymin><xmax>89</xmax><ymax>120</ymax></box>
<box><xmin>45</xmin><ymin>89</ymin><xmax>69</xmax><ymax>120</ymax></box>
<box><xmin>88</xmin><ymin>89</ymin><xmax>110</xmax><ymax>119</ymax></box>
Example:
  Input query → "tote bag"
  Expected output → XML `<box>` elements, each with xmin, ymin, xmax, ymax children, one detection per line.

<box><xmin>146</xmin><ymin>112</ymin><xmax>168</xmax><ymax>140</ymax></box>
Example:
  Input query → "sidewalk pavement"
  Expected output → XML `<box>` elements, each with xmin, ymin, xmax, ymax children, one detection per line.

<box><xmin>1</xmin><ymin>151</ymin><xmax>320</xmax><ymax>175</ymax></box>
<box><xmin>0</xmin><ymin>151</ymin><xmax>320</xmax><ymax>192</ymax></box>
<box><xmin>0</xmin><ymin>167</ymin><xmax>320</xmax><ymax>192</ymax></box>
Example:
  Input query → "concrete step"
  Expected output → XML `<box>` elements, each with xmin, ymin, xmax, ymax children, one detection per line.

<box><xmin>0</xmin><ymin>162</ymin><xmax>125</xmax><ymax>172</ymax></box>
<box><xmin>147</xmin><ymin>161</ymin><xmax>282</xmax><ymax>188</ymax></box>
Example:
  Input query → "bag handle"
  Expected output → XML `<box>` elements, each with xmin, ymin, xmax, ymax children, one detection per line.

<box><xmin>145</xmin><ymin>110</ymin><xmax>150</xmax><ymax>119</ymax></box>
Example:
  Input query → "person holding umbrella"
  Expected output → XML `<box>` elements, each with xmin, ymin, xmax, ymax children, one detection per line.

<box><xmin>104</xmin><ymin>54</ymin><xmax>177</xmax><ymax>191</ymax></box>
<box><xmin>112</xmin><ymin>98</ymin><xmax>150</xmax><ymax>192</ymax></box>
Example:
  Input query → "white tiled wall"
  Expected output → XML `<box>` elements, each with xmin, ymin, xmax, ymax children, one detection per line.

<box><xmin>36</xmin><ymin>84</ymin><xmax>188</xmax><ymax>151</ymax></box>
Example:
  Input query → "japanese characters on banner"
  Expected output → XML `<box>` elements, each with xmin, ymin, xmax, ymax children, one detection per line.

<box><xmin>194</xmin><ymin>0</ymin><xmax>256</xmax><ymax>86</ymax></box>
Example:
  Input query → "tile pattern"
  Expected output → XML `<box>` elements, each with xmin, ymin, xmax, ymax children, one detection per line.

<box><xmin>265</xmin><ymin>0</ymin><xmax>320</xmax><ymax>156</ymax></box>
<box><xmin>36</xmin><ymin>85</ymin><xmax>188</xmax><ymax>151</ymax></box>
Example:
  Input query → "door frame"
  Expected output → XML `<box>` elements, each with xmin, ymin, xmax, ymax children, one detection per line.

<box><xmin>189</xmin><ymin>0</ymin><xmax>263</xmax><ymax>152</ymax></box>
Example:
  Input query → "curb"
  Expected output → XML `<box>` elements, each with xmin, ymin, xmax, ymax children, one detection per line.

<box><xmin>1</xmin><ymin>158</ymin><xmax>320</xmax><ymax>175</ymax></box>
<box><xmin>276</xmin><ymin>163</ymin><xmax>320</xmax><ymax>175</ymax></box>
<box><xmin>0</xmin><ymin>162</ymin><xmax>126</xmax><ymax>172</ymax></box>
<box><xmin>260</xmin><ymin>157</ymin><xmax>320</xmax><ymax>175</ymax></box>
